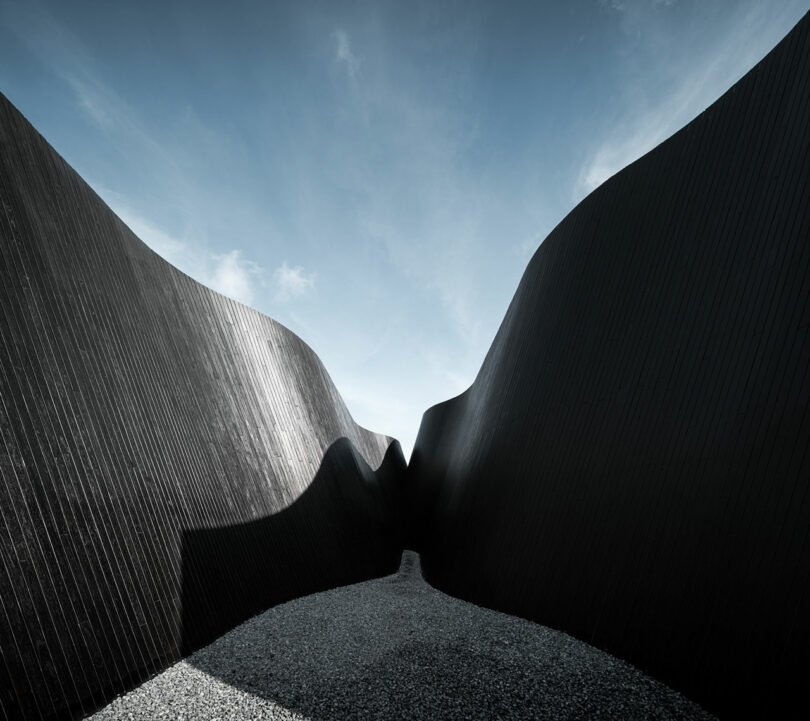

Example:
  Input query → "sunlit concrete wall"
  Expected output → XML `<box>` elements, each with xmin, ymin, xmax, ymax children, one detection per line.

<box><xmin>0</xmin><ymin>92</ymin><xmax>405</xmax><ymax>720</ymax></box>
<box><xmin>409</xmin><ymin>12</ymin><xmax>810</xmax><ymax>720</ymax></box>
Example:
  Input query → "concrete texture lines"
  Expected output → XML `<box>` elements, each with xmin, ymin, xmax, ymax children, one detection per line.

<box><xmin>2</xmin><ymin>9</ymin><xmax>810</xmax><ymax>721</ymax></box>
<box><xmin>408</xmin><ymin>12</ymin><xmax>810</xmax><ymax>720</ymax></box>
<box><xmin>0</xmin><ymin>90</ymin><xmax>405</xmax><ymax>720</ymax></box>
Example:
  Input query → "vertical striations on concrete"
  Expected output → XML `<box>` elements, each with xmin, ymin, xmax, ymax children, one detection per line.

<box><xmin>409</xmin><ymin>12</ymin><xmax>810</xmax><ymax>720</ymax></box>
<box><xmin>0</xmin><ymin>92</ymin><xmax>405</xmax><ymax>721</ymax></box>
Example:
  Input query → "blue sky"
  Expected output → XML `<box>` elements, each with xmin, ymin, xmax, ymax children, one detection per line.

<box><xmin>1</xmin><ymin>0</ymin><xmax>807</xmax><ymax>457</ymax></box>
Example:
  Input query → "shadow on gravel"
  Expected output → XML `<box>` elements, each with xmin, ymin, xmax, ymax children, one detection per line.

<box><xmin>180</xmin><ymin>437</ymin><xmax>406</xmax><ymax>654</ymax></box>
<box><xmin>189</xmin><ymin>605</ymin><xmax>548</xmax><ymax>718</ymax></box>
<box><xmin>182</xmin><ymin>552</ymin><xmax>714</xmax><ymax>721</ymax></box>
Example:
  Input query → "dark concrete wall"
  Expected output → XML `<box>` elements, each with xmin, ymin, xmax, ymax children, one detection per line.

<box><xmin>409</xmin><ymin>13</ymin><xmax>810</xmax><ymax>720</ymax></box>
<box><xmin>0</xmin><ymin>92</ymin><xmax>405</xmax><ymax>720</ymax></box>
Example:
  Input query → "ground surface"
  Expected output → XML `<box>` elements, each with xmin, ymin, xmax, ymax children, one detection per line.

<box><xmin>86</xmin><ymin>552</ymin><xmax>715</xmax><ymax>720</ymax></box>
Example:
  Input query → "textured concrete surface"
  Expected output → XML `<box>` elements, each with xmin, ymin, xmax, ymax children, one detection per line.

<box><xmin>4</xmin><ymin>10</ymin><xmax>809</xmax><ymax>721</ymax></box>
<box><xmin>0</xmin><ymin>91</ymin><xmax>404</xmax><ymax>721</ymax></box>
<box><xmin>86</xmin><ymin>552</ymin><xmax>715</xmax><ymax>721</ymax></box>
<box><xmin>409</xmin><ymin>12</ymin><xmax>810</xmax><ymax>720</ymax></box>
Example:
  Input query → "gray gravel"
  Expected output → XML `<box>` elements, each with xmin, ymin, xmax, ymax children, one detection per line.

<box><xmin>87</xmin><ymin>552</ymin><xmax>715</xmax><ymax>720</ymax></box>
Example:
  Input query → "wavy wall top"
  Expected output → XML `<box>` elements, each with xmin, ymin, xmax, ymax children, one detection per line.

<box><xmin>0</xmin><ymin>91</ymin><xmax>404</xmax><ymax>720</ymax></box>
<box><xmin>409</xmin><ymin>12</ymin><xmax>810</xmax><ymax>720</ymax></box>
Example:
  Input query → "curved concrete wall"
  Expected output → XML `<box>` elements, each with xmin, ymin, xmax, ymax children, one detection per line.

<box><xmin>0</xmin><ymin>92</ymin><xmax>405</xmax><ymax>720</ymax></box>
<box><xmin>409</xmin><ymin>13</ymin><xmax>810</xmax><ymax>720</ymax></box>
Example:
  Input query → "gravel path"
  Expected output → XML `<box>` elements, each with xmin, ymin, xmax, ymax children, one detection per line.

<box><xmin>87</xmin><ymin>552</ymin><xmax>715</xmax><ymax>720</ymax></box>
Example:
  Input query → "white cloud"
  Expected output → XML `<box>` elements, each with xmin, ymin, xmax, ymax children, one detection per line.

<box><xmin>333</xmin><ymin>28</ymin><xmax>360</xmax><ymax>79</ymax></box>
<box><xmin>273</xmin><ymin>262</ymin><xmax>316</xmax><ymax>303</ymax></box>
<box><xmin>209</xmin><ymin>250</ymin><xmax>262</xmax><ymax>306</ymax></box>
<box><xmin>93</xmin><ymin>188</ymin><xmax>265</xmax><ymax>307</ymax></box>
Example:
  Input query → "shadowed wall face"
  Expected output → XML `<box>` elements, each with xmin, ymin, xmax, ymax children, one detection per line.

<box><xmin>181</xmin><ymin>438</ymin><xmax>405</xmax><ymax>654</ymax></box>
<box><xmin>409</xmin><ymin>13</ymin><xmax>810</xmax><ymax>720</ymax></box>
<box><xmin>0</xmin><ymin>93</ymin><xmax>405</xmax><ymax>721</ymax></box>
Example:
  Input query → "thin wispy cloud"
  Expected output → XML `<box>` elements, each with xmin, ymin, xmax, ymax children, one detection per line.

<box><xmin>3</xmin><ymin>2</ymin><xmax>158</xmax><ymax>150</ymax></box>
<box><xmin>4</xmin><ymin>0</ymin><xmax>804</xmax><ymax>457</ymax></box>
<box><xmin>514</xmin><ymin>235</ymin><xmax>542</xmax><ymax>260</ymax></box>
<box><xmin>575</xmin><ymin>111</ymin><xmax>668</xmax><ymax>195</ymax></box>
<box><xmin>97</xmin><ymin>191</ymin><xmax>265</xmax><ymax>307</ymax></box>
<box><xmin>575</xmin><ymin>0</ymin><xmax>804</xmax><ymax>199</ymax></box>
<box><xmin>333</xmin><ymin>28</ymin><xmax>360</xmax><ymax>79</ymax></box>
<box><xmin>66</xmin><ymin>75</ymin><xmax>114</xmax><ymax>129</ymax></box>
<box><xmin>115</xmin><ymin>206</ymin><xmax>190</xmax><ymax>266</ymax></box>
<box><xmin>599</xmin><ymin>0</ymin><xmax>677</xmax><ymax>16</ymax></box>
<box><xmin>273</xmin><ymin>262</ymin><xmax>316</xmax><ymax>303</ymax></box>
<box><xmin>335</xmin><ymin>21</ymin><xmax>493</xmax><ymax>361</ymax></box>
<box><xmin>599</xmin><ymin>0</ymin><xmax>678</xmax><ymax>21</ymax></box>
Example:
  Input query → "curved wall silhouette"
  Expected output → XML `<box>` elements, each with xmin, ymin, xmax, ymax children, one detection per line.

<box><xmin>409</xmin><ymin>13</ymin><xmax>810</xmax><ymax>720</ymax></box>
<box><xmin>0</xmin><ymin>92</ymin><xmax>405</xmax><ymax>720</ymax></box>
